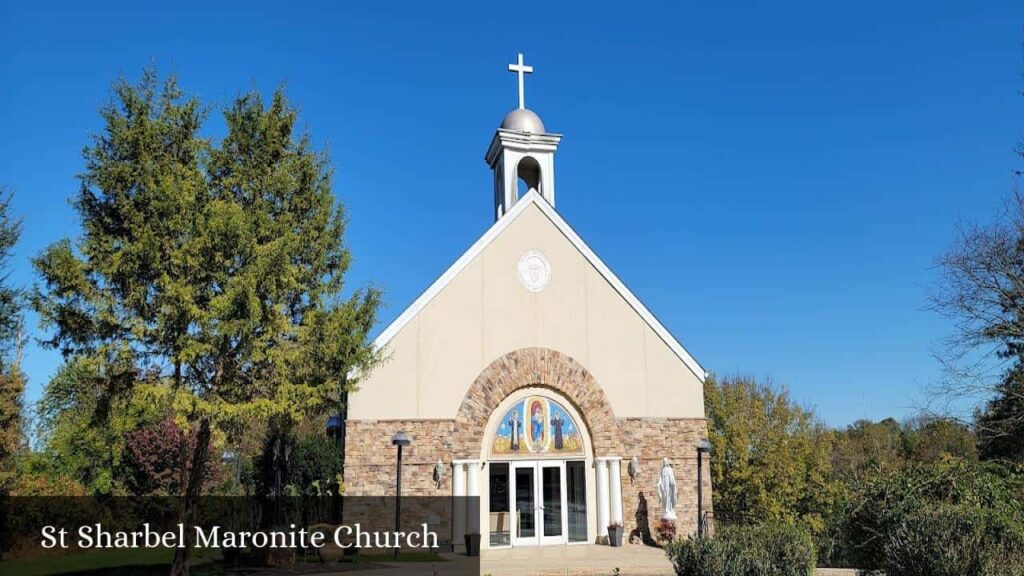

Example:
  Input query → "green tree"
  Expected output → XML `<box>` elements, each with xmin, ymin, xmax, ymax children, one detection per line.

<box><xmin>820</xmin><ymin>415</ymin><xmax>978</xmax><ymax>566</ymax></box>
<box><xmin>905</xmin><ymin>416</ymin><xmax>977</xmax><ymax>463</ymax></box>
<box><xmin>0</xmin><ymin>189</ymin><xmax>25</xmax><ymax>494</ymax></box>
<box><xmin>34</xmin><ymin>357</ymin><xmax>165</xmax><ymax>494</ymax></box>
<box><xmin>33</xmin><ymin>70</ymin><xmax>380</xmax><ymax>575</ymax></box>
<box><xmin>704</xmin><ymin>375</ymin><xmax>839</xmax><ymax>534</ymax></box>
<box><xmin>832</xmin><ymin>416</ymin><xmax>976</xmax><ymax>486</ymax></box>
<box><xmin>974</xmin><ymin>366</ymin><xmax>1024</xmax><ymax>461</ymax></box>
<box><xmin>289</xmin><ymin>433</ymin><xmax>342</xmax><ymax>496</ymax></box>
<box><xmin>831</xmin><ymin>418</ymin><xmax>906</xmax><ymax>486</ymax></box>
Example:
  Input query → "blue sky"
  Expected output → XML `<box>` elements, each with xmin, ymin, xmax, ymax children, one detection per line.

<box><xmin>1</xmin><ymin>1</ymin><xmax>1022</xmax><ymax>427</ymax></box>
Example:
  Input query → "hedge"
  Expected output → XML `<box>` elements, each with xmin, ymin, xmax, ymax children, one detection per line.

<box><xmin>847</xmin><ymin>460</ymin><xmax>1024</xmax><ymax>576</ymax></box>
<box><xmin>666</xmin><ymin>522</ymin><xmax>815</xmax><ymax>576</ymax></box>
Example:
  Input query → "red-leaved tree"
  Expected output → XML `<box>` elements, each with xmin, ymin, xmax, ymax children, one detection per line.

<box><xmin>122</xmin><ymin>417</ymin><xmax>220</xmax><ymax>496</ymax></box>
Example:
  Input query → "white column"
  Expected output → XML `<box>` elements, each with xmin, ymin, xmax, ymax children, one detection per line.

<box><xmin>596</xmin><ymin>458</ymin><xmax>610</xmax><ymax>543</ymax></box>
<box><xmin>465</xmin><ymin>460</ymin><xmax>481</xmax><ymax>537</ymax></box>
<box><xmin>452</xmin><ymin>461</ymin><xmax>466</xmax><ymax>552</ymax></box>
<box><xmin>503</xmin><ymin>152</ymin><xmax>517</xmax><ymax>208</ymax></box>
<box><xmin>609</xmin><ymin>457</ymin><xmax>623</xmax><ymax>526</ymax></box>
<box><xmin>543</xmin><ymin>154</ymin><xmax>556</xmax><ymax>207</ymax></box>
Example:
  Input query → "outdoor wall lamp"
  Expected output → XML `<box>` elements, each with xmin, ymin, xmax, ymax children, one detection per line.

<box><xmin>433</xmin><ymin>459</ymin><xmax>445</xmax><ymax>488</ymax></box>
<box><xmin>628</xmin><ymin>455</ymin><xmax>640</xmax><ymax>482</ymax></box>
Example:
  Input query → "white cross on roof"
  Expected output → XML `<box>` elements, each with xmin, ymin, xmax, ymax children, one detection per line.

<box><xmin>507</xmin><ymin>53</ymin><xmax>534</xmax><ymax>110</ymax></box>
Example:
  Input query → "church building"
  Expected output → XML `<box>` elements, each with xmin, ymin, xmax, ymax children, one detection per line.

<box><xmin>342</xmin><ymin>54</ymin><xmax>712</xmax><ymax>550</ymax></box>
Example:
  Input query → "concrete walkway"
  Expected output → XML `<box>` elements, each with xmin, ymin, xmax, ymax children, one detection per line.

<box><xmin>480</xmin><ymin>544</ymin><xmax>860</xmax><ymax>576</ymax></box>
<box><xmin>301</xmin><ymin>546</ymin><xmax>862</xmax><ymax>576</ymax></box>
<box><xmin>482</xmin><ymin>544</ymin><xmax>671</xmax><ymax>575</ymax></box>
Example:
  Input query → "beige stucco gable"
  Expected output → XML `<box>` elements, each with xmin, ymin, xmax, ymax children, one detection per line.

<box><xmin>348</xmin><ymin>193</ymin><xmax>705</xmax><ymax>421</ymax></box>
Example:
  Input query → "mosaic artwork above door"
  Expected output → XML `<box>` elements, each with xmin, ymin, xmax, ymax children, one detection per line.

<box><xmin>492</xmin><ymin>396</ymin><xmax>584</xmax><ymax>456</ymax></box>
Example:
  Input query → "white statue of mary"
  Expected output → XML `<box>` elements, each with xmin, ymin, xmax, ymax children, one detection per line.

<box><xmin>657</xmin><ymin>457</ymin><xmax>677</xmax><ymax>520</ymax></box>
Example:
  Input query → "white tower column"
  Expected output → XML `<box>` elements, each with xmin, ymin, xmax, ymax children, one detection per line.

<box><xmin>452</xmin><ymin>461</ymin><xmax>467</xmax><ymax>552</ymax></box>
<box><xmin>609</xmin><ymin>457</ymin><xmax>624</xmax><ymax>526</ymax></box>
<box><xmin>595</xmin><ymin>458</ymin><xmax>610</xmax><ymax>543</ymax></box>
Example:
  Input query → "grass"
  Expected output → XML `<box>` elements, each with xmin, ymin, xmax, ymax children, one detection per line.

<box><xmin>0</xmin><ymin>547</ymin><xmax>219</xmax><ymax>576</ymax></box>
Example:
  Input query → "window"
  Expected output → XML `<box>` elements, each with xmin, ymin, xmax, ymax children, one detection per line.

<box><xmin>489</xmin><ymin>463</ymin><xmax>510</xmax><ymax>546</ymax></box>
<box><xmin>567</xmin><ymin>460</ymin><xmax>587</xmax><ymax>542</ymax></box>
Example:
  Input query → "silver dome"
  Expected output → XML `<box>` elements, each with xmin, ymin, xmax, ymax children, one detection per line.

<box><xmin>500</xmin><ymin>108</ymin><xmax>545</xmax><ymax>133</ymax></box>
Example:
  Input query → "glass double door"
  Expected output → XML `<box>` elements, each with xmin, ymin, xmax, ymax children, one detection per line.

<box><xmin>511</xmin><ymin>460</ymin><xmax>567</xmax><ymax>546</ymax></box>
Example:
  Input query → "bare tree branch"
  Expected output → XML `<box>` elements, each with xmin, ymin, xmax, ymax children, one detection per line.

<box><xmin>929</xmin><ymin>191</ymin><xmax>1024</xmax><ymax>459</ymax></box>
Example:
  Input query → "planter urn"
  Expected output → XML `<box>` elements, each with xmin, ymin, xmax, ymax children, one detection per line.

<box><xmin>608</xmin><ymin>525</ymin><xmax>624</xmax><ymax>547</ymax></box>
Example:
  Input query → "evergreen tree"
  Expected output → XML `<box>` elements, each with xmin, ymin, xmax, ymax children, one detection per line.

<box><xmin>0</xmin><ymin>189</ymin><xmax>24</xmax><ymax>494</ymax></box>
<box><xmin>33</xmin><ymin>70</ymin><xmax>380</xmax><ymax>575</ymax></box>
<box><xmin>34</xmin><ymin>356</ymin><xmax>168</xmax><ymax>494</ymax></box>
<box><xmin>975</xmin><ymin>366</ymin><xmax>1024</xmax><ymax>461</ymax></box>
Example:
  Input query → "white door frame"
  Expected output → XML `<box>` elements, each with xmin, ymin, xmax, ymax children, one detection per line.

<box><xmin>538</xmin><ymin>460</ymin><xmax>568</xmax><ymax>546</ymax></box>
<box><xmin>509</xmin><ymin>460</ymin><xmax>568</xmax><ymax>546</ymax></box>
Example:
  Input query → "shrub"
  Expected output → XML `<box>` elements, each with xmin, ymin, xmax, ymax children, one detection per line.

<box><xmin>873</xmin><ymin>506</ymin><xmax>1024</xmax><ymax>576</ymax></box>
<box><xmin>666</xmin><ymin>535</ymin><xmax>722</xmax><ymax>576</ymax></box>
<box><xmin>291</xmin><ymin>434</ymin><xmax>343</xmax><ymax>496</ymax></box>
<box><xmin>848</xmin><ymin>459</ymin><xmax>1024</xmax><ymax>576</ymax></box>
<box><xmin>255</xmin><ymin>430</ymin><xmax>343</xmax><ymax>498</ymax></box>
<box><xmin>666</xmin><ymin>522</ymin><xmax>815</xmax><ymax>576</ymax></box>
<box><xmin>122</xmin><ymin>416</ymin><xmax>221</xmax><ymax>496</ymax></box>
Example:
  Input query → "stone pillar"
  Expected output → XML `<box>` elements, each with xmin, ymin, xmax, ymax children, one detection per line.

<box><xmin>466</xmin><ymin>460</ymin><xmax>481</xmax><ymax>538</ymax></box>
<box><xmin>609</xmin><ymin>457</ymin><xmax>623</xmax><ymax>526</ymax></box>
<box><xmin>596</xmin><ymin>458</ymin><xmax>610</xmax><ymax>544</ymax></box>
<box><xmin>452</xmin><ymin>461</ymin><xmax>466</xmax><ymax>552</ymax></box>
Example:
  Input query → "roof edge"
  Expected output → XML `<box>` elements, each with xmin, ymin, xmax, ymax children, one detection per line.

<box><xmin>370</xmin><ymin>190</ymin><xmax>708</xmax><ymax>382</ymax></box>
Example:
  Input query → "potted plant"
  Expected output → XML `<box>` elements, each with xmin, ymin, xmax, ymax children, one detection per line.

<box><xmin>607</xmin><ymin>521</ymin><xmax>624</xmax><ymax>547</ymax></box>
<box><xmin>311</xmin><ymin>524</ymin><xmax>345</xmax><ymax>565</ymax></box>
<box><xmin>655</xmin><ymin>518</ymin><xmax>677</xmax><ymax>544</ymax></box>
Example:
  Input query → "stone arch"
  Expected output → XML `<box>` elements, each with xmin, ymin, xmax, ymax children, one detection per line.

<box><xmin>453</xmin><ymin>347</ymin><xmax>622</xmax><ymax>458</ymax></box>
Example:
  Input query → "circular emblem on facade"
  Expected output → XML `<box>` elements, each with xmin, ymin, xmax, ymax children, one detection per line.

<box><xmin>517</xmin><ymin>250</ymin><xmax>551</xmax><ymax>293</ymax></box>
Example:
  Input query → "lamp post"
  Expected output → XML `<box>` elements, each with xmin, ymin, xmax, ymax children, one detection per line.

<box><xmin>326</xmin><ymin>415</ymin><xmax>344</xmax><ymax>523</ymax></box>
<box><xmin>391</xmin><ymin>431</ymin><xmax>411</xmax><ymax>559</ymax></box>
<box><xmin>221</xmin><ymin>450</ymin><xmax>241</xmax><ymax>486</ymax></box>
<box><xmin>696</xmin><ymin>439</ymin><xmax>711</xmax><ymax>537</ymax></box>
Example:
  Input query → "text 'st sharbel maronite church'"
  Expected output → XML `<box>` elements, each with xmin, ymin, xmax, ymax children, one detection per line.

<box><xmin>337</xmin><ymin>54</ymin><xmax>712</xmax><ymax>552</ymax></box>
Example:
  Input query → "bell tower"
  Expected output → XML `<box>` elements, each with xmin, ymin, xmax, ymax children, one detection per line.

<box><xmin>485</xmin><ymin>53</ymin><xmax>562</xmax><ymax>221</ymax></box>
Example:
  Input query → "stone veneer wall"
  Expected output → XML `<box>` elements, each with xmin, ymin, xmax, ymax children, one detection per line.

<box><xmin>343</xmin><ymin>348</ymin><xmax>713</xmax><ymax>540</ymax></box>
<box><xmin>618</xmin><ymin>417</ymin><xmax>712</xmax><ymax>541</ymax></box>
<box><xmin>344</xmin><ymin>419</ymin><xmax>456</xmax><ymax>496</ymax></box>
